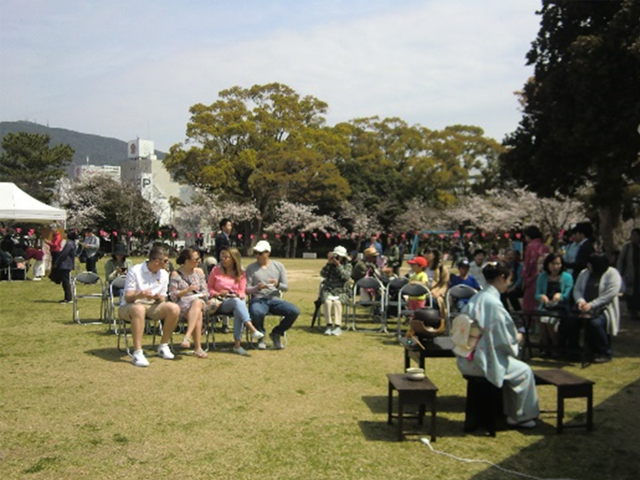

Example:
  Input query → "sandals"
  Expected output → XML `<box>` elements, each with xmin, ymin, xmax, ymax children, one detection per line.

<box><xmin>180</xmin><ymin>336</ymin><xmax>192</xmax><ymax>349</ymax></box>
<box><xmin>194</xmin><ymin>348</ymin><xmax>208</xmax><ymax>359</ymax></box>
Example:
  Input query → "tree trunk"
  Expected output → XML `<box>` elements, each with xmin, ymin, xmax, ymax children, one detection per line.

<box><xmin>598</xmin><ymin>203</ymin><xmax>621</xmax><ymax>255</ymax></box>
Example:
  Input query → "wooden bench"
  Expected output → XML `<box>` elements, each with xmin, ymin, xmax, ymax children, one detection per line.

<box><xmin>387</xmin><ymin>373</ymin><xmax>438</xmax><ymax>442</ymax></box>
<box><xmin>462</xmin><ymin>375</ymin><xmax>505</xmax><ymax>437</ymax></box>
<box><xmin>534</xmin><ymin>369</ymin><xmax>595</xmax><ymax>433</ymax></box>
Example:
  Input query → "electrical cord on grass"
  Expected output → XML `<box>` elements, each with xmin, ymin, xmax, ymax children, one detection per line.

<box><xmin>420</xmin><ymin>438</ymin><xmax>579</xmax><ymax>480</ymax></box>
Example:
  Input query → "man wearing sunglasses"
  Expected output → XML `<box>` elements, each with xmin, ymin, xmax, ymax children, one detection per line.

<box><xmin>119</xmin><ymin>246</ymin><xmax>180</xmax><ymax>367</ymax></box>
<box><xmin>246</xmin><ymin>240</ymin><xmax>299</xmax><ymax>349</ymax></box>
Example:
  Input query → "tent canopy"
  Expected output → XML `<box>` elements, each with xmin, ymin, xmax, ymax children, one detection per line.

<box><xmin>0</xmin><ymin>182</ymin><xmax>66</xmax><ymax>224</ymax></box>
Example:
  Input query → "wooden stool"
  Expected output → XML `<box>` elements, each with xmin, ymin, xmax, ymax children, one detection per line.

<box><xmin>387</xmin><ymin>373</ymin><xmax>438</xmax><ymax>441</ymax></box>
<box><xmin>534</xmin><ymin>369</ymin><xmax>594</xmax><ymax>433</ymax></box>
<box><xmin>463</xmin><ymin>375</ymin><xmax>505</xmax><ymax>437</ymax></box>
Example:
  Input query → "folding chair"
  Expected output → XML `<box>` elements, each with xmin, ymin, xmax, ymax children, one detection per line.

<box><xmin>246</xmin><ymin>291</ymin><xmax>289</xmax><ymax>349</ymax></box>
<box><xmin>350</xmin><ymin>276</ymin><xmax>386</xmax><ymax>332</ymax></box>
<box><xmin>445</xmin><ymin>284</ymin><xmax>478</xmax><ymax>335</ymax></box>
<box><xmin>384</xmin><ymin>276</ymin><xmax>409</xmax><ymax>332</ymax></box>
<box><xmin>313</xmin><ymin>280</ymin><xmax>351</xmax><ymax>331</ymax></box>
<box><xmin>396</xmin><ymin>283</ymin><xmax>432</xmax><ymax>337</ymax></box>
<box><xmin>105</xmin><ymin>275</ymin><xmax>127</xmax><ymax>334</ymax></box>
<box><xmin>71</xmin><ymin>271</ymin><xmax>105</xmax><ymax>325</ymax></box>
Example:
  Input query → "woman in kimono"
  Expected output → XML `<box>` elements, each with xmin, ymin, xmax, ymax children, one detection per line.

<box><xmin>457</xmin><ymin>261</ymin><xmax>539</xmax><ymax>428</ymax></box>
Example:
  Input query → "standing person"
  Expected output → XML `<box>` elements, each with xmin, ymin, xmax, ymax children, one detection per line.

<box><xmin>81</xmin><ymin>228</ymin><xmax>100</xmax><ymax>273</ymax></box>
<box><xmin>562</xmin><ymin>227</ymin><xmax>580</xmax><ymax>278</ymax></box>
<box><xmin>214</xmin><ymin>218</ymin><xmax>232</xmax><ymax>262</ymax></box>
<box><xmin>521</xmin><ymin>225</ymin><xmax>550</xmax><ymax>313</ymax></box>
<box><xmin>423</xmin><ymin>248</ymin><xmax>450</xmax><ymax>314</ymax></box>
<box><xmin>170</xmin><ymin>247</ymin><xmax>210</xmax><ymax>358</ymax></box>
<box><xmin>456</xmin><ymin>262</ymin><xmax>539</xmax><ymax>428</ymax></box>
<box><xmin>320</xmin><ymin>246</ymin><xmax>352</xmax><ymax>336</ymax></box>
<box><xmin>364</xmin><ymin>234</ymin><xmax>383</xmax><ymax>257</ymax></box>
<box><xmin>384</xmin><ymin>237</ymin><xmax>401</xmax><ymax>277</ymax></box>
<box><xmin>564</xmin><ymin>222</ymin><xmax>595</xmax><ymax>282</ymax></box>
<box><xmin>208</xmin><ymin>247</ymin><xmax>264</xmax><ymax>355</ymax></box>
<box><xmin>534</xmin><ymin>253</ymin><xmax>574</xmax><ymax>357</ymax></box>
<box><xmin>118</xmin><ymin>247</ymin><xmax>180</xmax><ymax>368</ymax></box>
<box><xmin>573</xmin><ymin>253</ymin><xmax>622</xmax><ymax>363</ymax></box>
<box><xmin>617</xmin><ymin>228</ymin><xmax>640</xmax><ymax>321</ymax></box>
<box><xmin>50</xmin><ymin>230</ymin><xmax>77</xmax><ymax>304</ymax></box>
<box><xmin>502</xmin><ymin>249</ymin><xmax>523</xmax><ymax>312</ymax></box>
<box><xmin>246</xmin><ymin>240</ymin><xmax>300</xmax><ymax>350</ymax></box>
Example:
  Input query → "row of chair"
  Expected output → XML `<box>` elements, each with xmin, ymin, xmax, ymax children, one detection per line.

<box><xmin>317</xmin><ymin>275</ymin><xmax>477</xmax><ymax>338</ymax></box>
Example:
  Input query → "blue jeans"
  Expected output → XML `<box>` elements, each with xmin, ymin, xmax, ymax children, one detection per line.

<box><xmin>588</xmin><ymin>313</ymin><xmax>612</xmax><ymax>358</ymax></box>
<box><xmin>249</xmin><ymin>297</ymin><xmax>299</xmax><ymax>336</ymax></box>
<box><xmin>216</xmin><ymin>297</ymin><xmax>252</xmax><ymax>341</ymax></box>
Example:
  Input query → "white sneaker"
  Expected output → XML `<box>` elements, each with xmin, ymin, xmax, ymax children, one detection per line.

<box><xmin>251</xmin><ymin>330</ymin><xmax>265</xmax><ymax>340</ymax></box>
<box><xmin>332</xmin><ymin>326</ymin><xmax>343</xmax><ymax>336</ymax></box>
<box><xmin>157</xmin><ymin>343</ymin><xmax>174</xmax><ymax>360</ymax></box>
<box><xmin>132</xmin><ymin>350</ymin><xmax>149</xmax><ymax>367</ymax></box>
<box><xmin>324</xmin><ymin>326</ymin><xmax>333</xmax><ymax>336</ymax></box>
<box><xmin>257</xmin><ymin>340</ymin><xmax>267</xmax><ymax>350</ymax></box>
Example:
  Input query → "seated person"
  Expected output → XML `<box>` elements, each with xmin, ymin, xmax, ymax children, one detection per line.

<box><xmin>571</xmin><ymin>253</ymin><xmax>622</xmax><ymax>364</ymax></box>
<box><xmin>320</xmin><ymin>246</ymin><xmax>352</xmax><ymax>336</ymax></box>
<box><xmin>534</xmin><ymin>253</ymin><xmax>573</xmax><ymax>357</ymax></box>
<box><xmin>246</xmin><ymin>241</ymin><xmax>299</xmax><ymax>350</ymax></box>
<box><xmin>449</xmin><ymin>258</ymin><xmax>481</xmax><ymax>311</ymax></box>
<box><xmin>406</xmin><ymin>256</ymin><xmax>429</xmax><ymax>311</ymax></box>
<box><xmin>170</xmin><ymin>247</ymin><xmax>210</xmax><ymax>358</ymax></box>
<box><xmin>456</xmin><ymin>261</ymin><xmax>539</xmax><ymax>428</ymax></box>
<box><xmin>208</xmin><ymin>247</ymin><xmax>264</xmax><ymax>355</ymax></box>
<box><xmin>105</xmin><ymin>244</ymin><xmax>133</xmax><ymax>299</ymax></box>
<box><xmin>119</xmin><ymin>247</ymin><xmax>180</xmax><ymax>367</ymax></box>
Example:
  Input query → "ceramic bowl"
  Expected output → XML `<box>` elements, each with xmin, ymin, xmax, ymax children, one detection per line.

<box><xmin>405</xmin><ymin>367</ymin><xmax>425</xmax><ymax>381</ymax></box>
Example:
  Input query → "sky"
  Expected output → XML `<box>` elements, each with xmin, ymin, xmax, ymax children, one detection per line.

<box><xmin>0</xmin><ymin>0</ymin><xmax>542</xmax><ymax>152</ymax></box>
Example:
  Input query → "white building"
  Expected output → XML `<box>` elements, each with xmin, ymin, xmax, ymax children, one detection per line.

<box><xmin>121</xmin><ymin>138</ymin><xmax>193</xmax><ymax>225</ymax></box>
<box><xmin>74</xmin><ymin>164</ymin><xmax>121</xmax><ymax>182</ymax></box>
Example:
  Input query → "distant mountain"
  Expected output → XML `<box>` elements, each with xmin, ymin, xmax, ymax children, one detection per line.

<box><xmin>0</xmin><ymin>121</ymin><xmax>165</xmax><ymax>175</ymax></box>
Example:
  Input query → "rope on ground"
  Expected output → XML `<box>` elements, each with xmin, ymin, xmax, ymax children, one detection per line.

<box><xmin>420</xmin><ymin>438</ymin><xmax>579</xmax><ymax>480</ymax></box>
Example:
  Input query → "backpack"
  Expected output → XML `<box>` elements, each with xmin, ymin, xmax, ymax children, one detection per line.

<box><xmin>451</xmin><ymin>313</ymin><xmax>482</xmax><ymax>359</ymax></box>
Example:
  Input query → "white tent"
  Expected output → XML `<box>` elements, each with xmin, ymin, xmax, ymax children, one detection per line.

<box><xmin>0</xmin><ymin>182</ymin><xmax>66</xmax><ymax>224</ymax></box>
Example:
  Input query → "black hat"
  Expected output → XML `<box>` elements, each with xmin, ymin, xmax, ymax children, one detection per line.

<box><xmin>457</xmin><ymin>258</ymin><xmax>470</xmax><ymax>268</ymax></box>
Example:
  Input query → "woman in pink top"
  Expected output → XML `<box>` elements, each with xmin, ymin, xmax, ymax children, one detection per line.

<box><xmin>522</xmin><ymin>225</ymin><xmax>550</xmax><ymax>312</ymax></box>
<box><xmin>208</xmin><ymin>247</ymin><xmax>264</xmax><ymax>355</ymax></box>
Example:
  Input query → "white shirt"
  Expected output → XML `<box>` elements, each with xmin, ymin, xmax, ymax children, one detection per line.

<box><xmin>122</xmin><ymin>261</ymin><xmax>169</xmax><ymax>305</ymax></box>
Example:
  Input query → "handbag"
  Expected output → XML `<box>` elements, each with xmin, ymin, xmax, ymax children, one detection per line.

<box><xmin>78</xmin><ymin>250</ymin><xmax>88</xmax><ymax>263</ymax></box>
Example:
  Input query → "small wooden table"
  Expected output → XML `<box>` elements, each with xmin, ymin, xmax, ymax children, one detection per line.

<box><xmin>534</xmin><ymin>369</ymin><xmax>595</xmax><ymax>433</ymax></box>
<box><xmin>399</xmin><ymin>336</ymin><xmax>455</xmax><ymax>370</ymax></box>
<box><xmin>387</xmin><ymin>373</ymin><xmax>438</xmax><ymax>441</ymax></box>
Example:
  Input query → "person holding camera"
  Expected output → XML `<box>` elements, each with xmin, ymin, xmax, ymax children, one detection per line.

<box><xmin>320</xmin><ymin>246</ymin><xmax>352</xmax><ymax>336</ymax></box>
<box><xmin>105</xmin><ymin>244</ymin><xmax>132</xmax><ymax>301</ymax></box>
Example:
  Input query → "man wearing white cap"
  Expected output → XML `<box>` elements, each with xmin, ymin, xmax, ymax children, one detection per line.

<box><xmin>245</xmin><ymin>240</ymin><xmax>300</xmax><ymax>349</ymax></box>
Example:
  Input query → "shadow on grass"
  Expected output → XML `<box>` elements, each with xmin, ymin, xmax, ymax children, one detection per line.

<box><xmin>464</xmin><ymin>378</ymin><xmax>640</xmax><ymax>480</ymax></box>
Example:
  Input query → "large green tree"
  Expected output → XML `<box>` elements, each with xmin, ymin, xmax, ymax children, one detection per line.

<box><xmin>0</xmin><ymin>132</ymin><xmax>74</xmax><ymax>203</ymax></box>
<box><xmin>164</xmin><ymin>83</ymin><xmax>351</xmax><ymax>240</ymax></box>
<box><xmin>500</xmin><ymin>0</ymin><xmax>640</xmax><ymax>251</ymax></box>
<box><xmin>339</xmin><ymin>118</ymin><xmax>503</xmax><ymax>231</ymax></box>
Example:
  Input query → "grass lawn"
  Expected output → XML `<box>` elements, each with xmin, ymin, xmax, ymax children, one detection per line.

<box><xmin>1</xmin><ymin>257</ymin><xmax>639</xmax><ymax>479</ymax></box>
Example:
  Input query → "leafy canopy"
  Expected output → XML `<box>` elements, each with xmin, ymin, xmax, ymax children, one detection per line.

<box><xmin>164</xmin><ymin>83</ymin><xmax>351</xmax><ymax>229</ymax></box>
<box><xmin>0</xmin><ymin>132</ymin><xmax>74</xmax><ymax>203</ymax></box>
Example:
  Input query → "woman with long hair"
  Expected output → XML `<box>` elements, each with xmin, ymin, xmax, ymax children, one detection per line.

<box><xmin>572</xmin><ymin>253</ymin><xmax>622</xmax><ymax>363</ymax></box>
<box><xmin>208</xmin><ymin>247</ymin><xmax>264</xmax><ymax>355</ymax></box>
<box><xmin>423</xmin><ymin>247</ymin><xmax>450</xmax><ymax>316</ymax></box>
<box><xmin>169</xmin><ymin>247</ymin><xmax>209</xmax><ymax>358</ymax></box>
<box><xmin>457</xmin><ymin>261</ymin><xmax>539</xmax><ymax>428</ymax></box>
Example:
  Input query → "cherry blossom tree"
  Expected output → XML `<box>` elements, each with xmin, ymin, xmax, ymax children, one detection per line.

<box><xmin>265</xmin><ymin>201</ymin><xmax>340</xmax><ymax>257</ymax></box>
